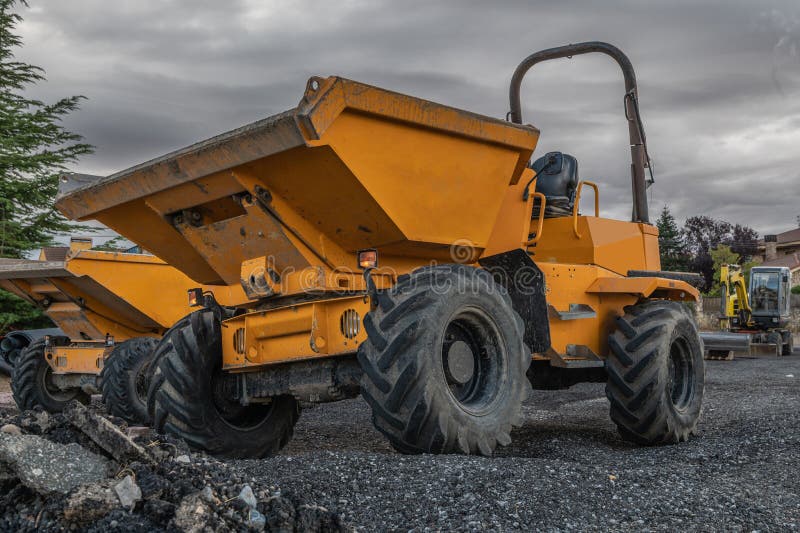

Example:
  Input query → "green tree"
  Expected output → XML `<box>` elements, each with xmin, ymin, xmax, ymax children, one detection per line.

<box><xmin>708</xmin><ymin>245</ymin><xmax>739</xmax><ymax>296</ymax></box>
<box><xmin>0</xmin><ymin>0</ymin><xmax>92</xmax><ymax>331</ymax></box>
<box><xmin>0</xmin><ymin>289</ymin><xmax>52</xmax><ymax>333</ymax></box>
<box><xmin>683</xmin><ymin>216</ymin><xmax>759</xmax><ymax>291</ymax></box>
<box><xmin>0</xmin><ymin>0</ymin><xmax>92</xmax><ymax>258</ymax></box>
<box><xmin>655</xmin><ymin>205</ymin><xmax>689</xmax><ymax>271</ymax></box>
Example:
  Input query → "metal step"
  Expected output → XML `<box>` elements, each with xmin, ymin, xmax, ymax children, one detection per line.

<box><xmin>548</xmin><ymin>304</ymin><xmax>597</xmax><ymax>320</ymax></box>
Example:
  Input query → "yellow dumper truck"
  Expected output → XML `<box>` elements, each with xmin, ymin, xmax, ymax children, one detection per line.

<box><xmin>57</xmin><ymin>42</ymin><xmax>704</xmax><ymax>457</ymax></box>
<box><xmin>0</xmin><ymin>238</ymin><xmax>244</xmax><ymax>422</ymax></box>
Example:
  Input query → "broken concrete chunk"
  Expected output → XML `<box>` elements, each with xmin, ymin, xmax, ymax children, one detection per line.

<box><xmin>63</xmin><ymin>402</ymin><xmax>154</xmax><ymax>465</ymax></box>
<box><xmin>114</xmin><ymin>474</ymin><xmax>142</xmax><ymax>509</ymax></box>
<box><xmin>17</xmin><ymin>411</ymin><xmax>51</xmax><ymax>434</ymax></box>
<box><xmin>126</xmin><ymin>426</ymin><xmax>152</xmax><ymax>439</ymax></box>
<box><xmin>175</xmin><ymin>454</ymin><xmax>191</xmax><ymax>464</ymax></box>
<box><xmin>64</xmin><ymin>480</ymin><xmax>120</xmax><ymax>523</ymax></box>
<box><xmin>0</xmin><ymin>423</ymin><xmax>21</xmax><ymax>435</ymax></box>
<box><xmin>0</xmin><ymin>433</ymin><xmax>108</xmax><ymax>494</ymax></box>
<box><xmin>172</xmin><ymin>492</ymin><xmax>214</xmax><ymax>533</ymax></box>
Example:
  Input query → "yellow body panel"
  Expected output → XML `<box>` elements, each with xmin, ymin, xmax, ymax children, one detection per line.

<box><xmin>532</xmin><ymin>216</ymin><xmax>661</xmax><ymax>275</ymax></box>
<box><xmin>222</xmin><ymin>295</ymin><xmax>370</xmax><ymax>370</ymax></box>
<box><xmin>45</xmin><ymin>343</ymin><xmax>110</xmax><ymax>374</ymax></box>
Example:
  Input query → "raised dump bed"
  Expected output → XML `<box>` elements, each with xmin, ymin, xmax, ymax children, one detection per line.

<box><xmin>57</xmin><ymin>76</ymin><xmax>539</xmax><ymax>286</ymax></box>
<box><xmin>0</xmin><ymin>242</ymin><xmax>245</xmax><ymax>417</ymax></box>
<box><xmin>0</xmin><ymin>247</ymin><xmax>212</xmax><ymax>341</ymax></box>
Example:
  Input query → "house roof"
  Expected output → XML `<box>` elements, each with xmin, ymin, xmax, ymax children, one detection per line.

<box><xmin>761</xmin><ymin>252</ymin><xmax>800</xmax><ymax>270</ymax></box>
<box><xmin>775</xmin><ymin>227</ymin><xmax>800</xmax><ymax>244</ymax></box>
<box><xmin>38</xmin><ymin>247</ymin><xmax>69</xmax><ymax>262</ymax></box>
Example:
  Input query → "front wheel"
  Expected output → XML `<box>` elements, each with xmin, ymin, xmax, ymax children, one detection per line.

<box><xmin>358</xmin><ymin>264</ymin><xmax>531</xmax><ymax>456</ymax></box>
<box><xmin>606</xmin><ymin>300</ymin><xmax>704</xmax><ymax>444</ymax></box>
<box><xmin>147</xmin><ymin>311</ymin><xmax>300</xmax><ymax>458</ymax></box>
<box><xmin>11</xmin><ymin>338</ymin><xmax>90</xmax><ymax>413</ymax></box>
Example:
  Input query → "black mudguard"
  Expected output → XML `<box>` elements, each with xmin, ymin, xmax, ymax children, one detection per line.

<box><xmin>478</xmin><ymin>249</ymin><xmax>551</xmax><ymax>353</ymax></box>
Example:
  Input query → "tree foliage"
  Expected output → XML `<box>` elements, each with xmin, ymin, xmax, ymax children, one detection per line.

<box><xmin>707</xmin><ymin>245</ymin><xmax>738</xmax><ymax>296</ymax></box>
<box><xmin>0</xmin><ymin>289</ymin><xmax>51</xmax><ymax>334</ymax></box>
<box><xmin>683</xmin><ymin>216</ymin><xmax>759</xmax><ymax>292</ymax></box>
<box><xmin>655</xmin><ymin>205</ymin><xmax>689</xmax><ymax>272</ymax></box>
<box><xmin>707</xmin><ymin>244</ymin><xmax>761</xmax><ymax>297</ymax></box>
<box><xmin>0</xmin><ymin>0</ymin><xmax>91</xmax><ymax>331</ymax></box>
<box><xmin>0</xmin><ymin>0</ymin><xmax>93</xmax><ymax>259</ymax></box>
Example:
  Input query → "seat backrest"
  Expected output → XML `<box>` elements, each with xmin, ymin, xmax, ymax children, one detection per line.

<box><xmin>530</xmin><ymin>151</ymin><xmax>579</xmax><ymax>217</ymax></box>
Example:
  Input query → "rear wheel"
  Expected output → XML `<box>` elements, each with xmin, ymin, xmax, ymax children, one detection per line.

<box><xmin>782</xmin><ymin>331</ymin><xmax>794</xmax><ymax>356</ymax></box>
<box><xmin>358</xmin><ymin>264</ymin><xmax>531</xmax><ymax>455</ymax></box>
<box><xmin>11</xmin><ymin>337</ymin><xmax>89</xmax><ymax>413</ymax></box>
<box><xmin>606</xmin><ymin>300</ymin><xmax>704</xmax><ymax>444</ymax></box>
<box><xmin>99</xmin><ymin>337</ymin><xmax>159</xmax><ymax>424</ymax></box>
<box><xmin>147</xmin><ymin>310</ymin><xmax>300</xmax><ymax>458</ymax></box>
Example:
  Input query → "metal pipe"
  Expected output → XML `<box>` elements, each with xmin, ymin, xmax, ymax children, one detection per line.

<box><xmin>508</xmin><ymin>41</ymin><xmax>650</xmax><ymax>223</ymax></box>
<box><xmin>700</xmin><ymin>332</ymin><xmax>752</xmax><ymax>352</ymax></box>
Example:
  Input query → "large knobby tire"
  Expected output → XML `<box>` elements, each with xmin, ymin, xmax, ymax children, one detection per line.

<box><xmin>11</xmin><ymin>337</ymin><xmax>90</xmax><ymax>413</ymax></box>
<box><xmin>1</xmin><ymin>336</ymin><xmax>28</xmax><ymax>375</ymax></box>
<box><xmin>606</xmin><ymin>300</ymin><xmax>704</xmax><ymax>444</ymax></box>
<box><xmin>147</xmin><ymin>310</ymin><xmax>300</xmax><ymax>459</ymax></box>
<box><xmin>358</xmin><ymin>264</ymin><xmax>531</xmax><ymax>456</ymax></box>
<box><xmin>99</xmin><ymin>337</ymin><xmax>159</xmax><ymax>424</ymax></box>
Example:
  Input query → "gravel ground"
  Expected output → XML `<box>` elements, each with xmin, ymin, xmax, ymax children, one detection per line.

<box><xmin>239</xmin><ymin>355</ymin><xmax>800</xmax><ymax>531</ymax></box>
<box><xmin>1</xmin><ymin>357</ymin><xmax>799</xmax><ymax>531</ymax></box>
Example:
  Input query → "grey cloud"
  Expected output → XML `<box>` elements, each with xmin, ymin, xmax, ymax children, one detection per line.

<box><xmin>15</xmin><ymin>0</ymin><xmax>800</xmax><ymax>236</ymax></box>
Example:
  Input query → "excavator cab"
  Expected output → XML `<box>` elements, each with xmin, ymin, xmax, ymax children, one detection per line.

<box><xmin>749</xmin><ymin>266</ymin><xmax>791</xmax><ymax>329</ymax></box>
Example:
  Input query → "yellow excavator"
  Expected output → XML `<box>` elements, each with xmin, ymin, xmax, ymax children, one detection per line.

<box><xmin>701</xmin><ymin>264</ymin><xmax>794</xmax><ymax>359</ymax></box>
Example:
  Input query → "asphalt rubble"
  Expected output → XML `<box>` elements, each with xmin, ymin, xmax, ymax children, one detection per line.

<box><xmin>0</xmin><ymin>402</ymin><xmax>343</xmax><ymax>532</ymax></box>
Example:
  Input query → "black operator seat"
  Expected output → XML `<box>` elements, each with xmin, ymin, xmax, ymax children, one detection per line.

<box><xmin>530</xmin><ymin>151</ymin><xmax>579</xmax><ymax>218</ymax></box>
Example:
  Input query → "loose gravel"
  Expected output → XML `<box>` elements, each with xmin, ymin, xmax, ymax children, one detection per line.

<box><xmin>239</xmin><ymin>355</ymin><xmax>800</xmax><ymax>531</ymax></box>
<box><xmin>0</xmin><ymin>355</ymin><xmax>798</xmax><ymax>531</ymax></box>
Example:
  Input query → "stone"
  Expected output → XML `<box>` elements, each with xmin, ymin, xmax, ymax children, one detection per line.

<box><xmin>200</xmin><ymin>485</ymin><xmax>217</xmax><ymax>503</ymax></box>
<box><xmin>63</xmin><ymin>402</ymin><xmax>154</xmax><ymax>465</ymax></box>
<box><xmin>248</xmin><ymin>508</ymin><xmax>266</xmax><ymax>531</ymax></box>
<box><xmin>64</xmin><ymin>481</ymin><xmax>119</xmax><ymax>523</ymax></box>
<box><xmin>126</xmin><ymin>426</ymin><xmax>151</xmax><ymax>439</ymax></box>
<box><xmin>172</xmin><ymin>493</ymin><xmax>213</xmax><ymax>533</ymax></box>
<box><xmin>175</xmin><ymin>454</ymin><xmax>191</xmax><ymax>464</ymax></box>
<box><xmin>0</xmin><ymin>424</ymin><xmax>21</xmax><ymax>435</ymax></box>
<box><xmin>0</xmin><ymin>433</ymin><xmax>108</xmax><ymax>494</ymax></box>
<box><xmin>114</xmin><ymin>474</ymin><xmax>142</xmax><ymax>509</ymax></box>
<box><xmin>239</xmin><ymin>484</ymin><xmax>258</xmax><ymax>509</ymax></box>
<box><xmin>18</xmin><ymin>411</ymin><xmax>51</xmax><ymax>434</ymax></box>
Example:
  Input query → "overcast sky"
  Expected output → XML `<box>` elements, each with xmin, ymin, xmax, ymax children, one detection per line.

<box><xmin>15</xmin><ymin>0</ymin><xmax>800</xmax><ymax>237</ymax></box>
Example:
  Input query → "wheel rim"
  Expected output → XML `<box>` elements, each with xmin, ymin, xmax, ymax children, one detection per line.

<box><xmin>441</xmin><ymin>307</ymin><xmax>505</xmax><ymax>415</ymax></box>
<box><xmin>210</xmin><ymin>368</ymin><xmax>275</xmax><ymax>430</ymax></box>
<box><xmin>134</xmin><ymin>359</ymin><xmax>151</xmax><ymax>405</ymax></box>
<box><xmin>37</xmin><ymin>362</ymin><xmax>78</xmax><ymax>402</ymax></box>
<box><xmin>667</xmin><ymin>336</ymin><xmax>694</xmax><ymax>411</ymax></box>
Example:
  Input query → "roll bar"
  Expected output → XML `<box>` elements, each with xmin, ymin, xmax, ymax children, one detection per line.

<box><xmin>508</xmin><ymin>41</ymin><xmax>652</xmax><ymax>223</ymax></box>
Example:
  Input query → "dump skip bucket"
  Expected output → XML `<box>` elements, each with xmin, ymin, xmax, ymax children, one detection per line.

<box><xmin>57</xmin><ymin>77</ymin><xmax>540</xmax><ymax>285</ymax></box>
<box><xmin>0</xmin><ymin>249</ymin><xmax>242</xmax><ymax>339</ymax></box>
